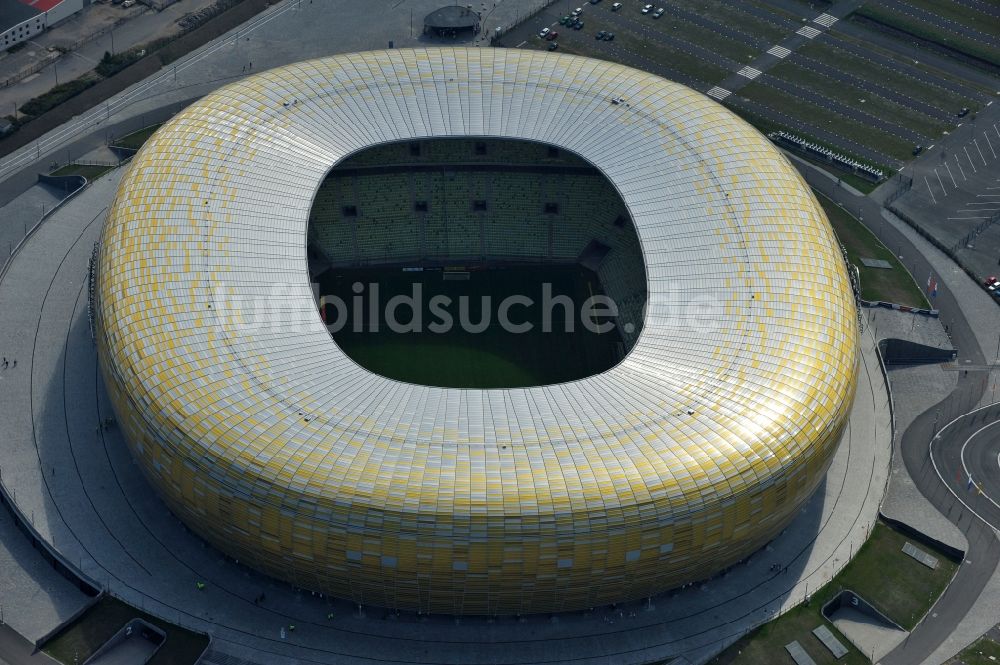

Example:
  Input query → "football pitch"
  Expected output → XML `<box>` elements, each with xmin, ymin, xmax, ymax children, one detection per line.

<box><xmin>316</xmin><ymin>264</ymin><xmax>623</xmax><ymax>389</ymax></box>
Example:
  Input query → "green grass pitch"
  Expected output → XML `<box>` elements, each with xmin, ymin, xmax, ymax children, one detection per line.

<box><xmin>316</xmin><ymin>264</ymin><xmax>624</xmax><ymax>389</ymax></box>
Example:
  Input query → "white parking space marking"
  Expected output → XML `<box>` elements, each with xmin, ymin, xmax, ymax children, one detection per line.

<box><xmin>965</xmin><ymin>147</ymin><xmax>978</xmax><ymax>173</ymax></box>
<box><xmin>974</xmin><ymin>139</ymin><xmax>988</xmax><ymax>166</ymax></box>
<box><xmin>797</xmin><ymin>25</ymin><xmax>821</xmax><ymax>38</ymax></box>
<box><xmin>986</xmin><ymin>132</ymin><xmax>998</xmax><ymax>159</ymax></box>
<box><xmin>925</xmin><ymin>176</ymin><xmax>938</xmax><ymax>203</ymax></box>
<box><xmin>737</xmin><ymin>66</ymin><xmax>762</xmax><ymax>80</ymax></box>
<box><xmin>814</xmin><ymin>13</ymin><xmax>838</xmax><ymax>27</ymax></box>
<box><xmin>944</xmin><ymin>162</ymin><xmax>958</xmax><ymax>188</ymax></box>
<box><xmin>935</xmin><ymin>169</ymin><xmax>948</xmax><ymax>196</ymax></box>
<box><xmin>767</xmin><ymin>45</ymin><xmax>791</xmax><ymax>58</ymax></box>
<box><xmin>707</xmin><ymin>86</ymin><xmax>731</xmax><ymax>100</ymax></box>
<box><xmin>956</xmin><ymin>156</ymin><xmax>968</xmax><ymax>180</ymax></box>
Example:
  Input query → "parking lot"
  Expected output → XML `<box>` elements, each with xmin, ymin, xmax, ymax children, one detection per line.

<box><xmin>499</xmin><ymin>0</ymin><xmax>999</xmax><ymax>176</ymax></box>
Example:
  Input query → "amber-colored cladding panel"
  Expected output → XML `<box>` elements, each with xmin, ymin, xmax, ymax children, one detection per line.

<box><xmin>95</xmin><ymin>48</ymin><xmax>859</xmax><ymax>615</ymax></box>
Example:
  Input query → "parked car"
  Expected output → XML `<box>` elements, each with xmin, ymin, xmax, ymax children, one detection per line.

<box><xmin>547</xmin><ymin>41</ymin><xmax>559</xmax><ymax>50</ymax></box>
<box><xmin>912</xmin><ymin>144</ymin><xmax>923</xmax><ymax>156</ymax></box>
<box><xmin>612</xmin><ymin>1</ymin><xmax>622</xmax><ymax>9</ymax></box>
<box><xmin>653</xmin><ymin>7</ymin><xmax>665</xmax><ymax>17</ymax></box>
<box><xmin>571</xmin><ymin>7</ymin><xmax>583</xmax><ymax>16</ymax></box>
<box><xmin>596</xmin><ymin>30</ymin><xmax>607</xmax><ymax>39</ymax></box>
<box><xmin>545</xmin><ymin>30</ymin><xmax>558</xmax><ymax>40</ymax></box>
<box><xmin>984</xmin><ymin>276</ymin><xmax>1000</xmax><ymax>291</ymax></box>
<box><xmin>590</xmin><ymin>0</ymin><xmax>602</xmax><ymax>4</ymax></box>
<box><xmin>958</xmin><ymin>107</ymin><xmax>970</xmax><ymax>117</ymax></box>
<box><xmin>539</xmin><ymin>27</ymin><xmax>551</xmax><ymax>38</ymax></box>
<box><xmin>603</xmin><ymin>31</ymin><xmax>614</xmax><ymax>40</ymax></box>
<box><xmin>642</xmin><ymin>4</ymin><xmax>653</xmax><ymax>13</ymax></box>
<box><xmin>573</xmin><ymin>20</ymin><xmax>584</xmax><ymax>29</ymax></box>
<box><xmin>559</xmin><ymin>15</ymin><xmax>571</xmax><ymax>25</ymax></box>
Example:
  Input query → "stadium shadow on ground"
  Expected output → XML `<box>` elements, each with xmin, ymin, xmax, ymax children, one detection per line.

<box><xmin>308</xmin><ymin>138</ymin><xmax>648</xmax><ymax>389</ymax></box>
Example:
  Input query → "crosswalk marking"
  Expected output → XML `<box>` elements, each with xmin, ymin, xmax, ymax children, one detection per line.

<box><xmin>814</xmin><ymin>13</ymin><xmax>838</xmax><ymax>27</ymax></box>
<box><xmin>797</xmin><ymin>25</ymin><xmax>821</xmax><ymax>39</ymax></box>
<box><xmin>737</xmin><ymin>66</ymin><xmax>762</xmax><ymax>80</ymax></box>
<box><xmin>706</xmin><ymin>86</ymin><xmax>731</xmax><ymax>101</ymax></box>
<box><xmin>766</xmin><ymin>45</ymin><xmax>791</xmax><ymax>58</ymax></box>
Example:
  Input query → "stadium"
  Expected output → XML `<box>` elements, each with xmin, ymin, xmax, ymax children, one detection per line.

<box><xmin>94</xmin><ymin>47</ymin><xmax>859</xmax><ymax>616</ymax></box>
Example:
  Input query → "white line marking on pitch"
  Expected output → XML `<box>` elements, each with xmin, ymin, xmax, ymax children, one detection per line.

<box><xmin>925</xmin><ymin>176</ymin><xmax>937</xmax><ymax>203</ymax></box>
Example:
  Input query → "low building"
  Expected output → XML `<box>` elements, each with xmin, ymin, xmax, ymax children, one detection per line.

<box><xmin>1</xmin><ymin>0</ymin><xmax>87</xmax><ymax>52</ymax></box>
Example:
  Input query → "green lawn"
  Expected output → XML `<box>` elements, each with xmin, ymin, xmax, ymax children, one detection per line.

<box><xmin>853</xmin><ymin>3</ymin><xmax>1000</xmax><ymax>68</ymax></box>
<box><xmin>797</xmin><ymin>40</ymin><xmax>980</xmax><ymax>112</ymax></box>
<box><xmin>815</xmin><ymin>190</ymin><xmax>929</xmax><ymax>308</ymax></box>
<box><xmin>679</xmin><ymin>1</ymin><xmax>791</xmax><ymax>43</ymax></box>
<box><xmin>710</xmin><ymin>602</ymin><xmax>870</xmax><ymax>665</ymax></box>
<box><xmin>318</xmin><ymin>265</ymin><xmax>624</xmax><ymax>389</ymax></box>
<box><xmin>646</xmin><ymin>16</ymin><xmax>760</xmax><ymax>65</ymax></box>
<box><xmin>709</xmin><ymin>521</ymin><xmax>958</xmax><ymax>664</ymax></box>
<box><xmin>948</xmin><ymin>637</ymin><xmax>1000</xmax><ymax>665</ymax></box>
<box><xmin>900</xmin><ymin>0</ymin><xmax>1000</xmax><ymax>40</ymax></box>
<box><xmin>737</xmin><ymin>82</ymin><xmax>915</xmax><ymax>162</ymax></box>
<box><xmin>831</xmin><ymin>522</ymin><xmax>958</xmax><ymax>630</ymax></box>
<box><xmin>111</xmin><ymin>124</ymin><xmax>162</xmax><ymax>151</ymax></box>
<box><xmin>597</xmin><ymin>32</ymin><xmax>730</xmax><ymax>84</ymax></box>
<box><xmin>43</xmin><ymin>596</ymin><xmax>209</xmax><ymax>665</ymax></box>
<box><xmin>50</xmin><ymin>163</ymin><xmax>115</xmax><ymax>180</ymax></box>
<box><xmin>722</xmin><ymin>104</ymin><xmax>891</xmax><ymax>193</ymax></box>
<box><xmin>767</xmin><ymin>60</ymin><xmax>950</xmax><ymax>140</ymax></box>
<box><xmin>526</xmin><ymin>32</ymin><xmax>729</xmax><ymax>87</ymax></box>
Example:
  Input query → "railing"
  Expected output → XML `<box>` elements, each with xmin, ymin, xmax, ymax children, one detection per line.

<box><xmin>948</xmin><ymin>208</ymin><xmax>1000</xmax><ymax>254</ymax></box>
<box><xmin>882</xmin><ymin>174</ymin><xmax>913</xmax><ymax>207</ymax></box>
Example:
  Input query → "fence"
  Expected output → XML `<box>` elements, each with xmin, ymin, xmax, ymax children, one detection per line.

<box><xmin>489</xmin><ymin>0</ymin><xmax>560</xmax><ymax>44</ymax></box>
<box><xmin>1</xmin><ymin>52</ymin><xmax>59</xmax><ymax>91</ymax></box>
<box><xmin>948</xmin><ymin>208</ymin><xmax>1000</xmax><ymax>254</ymax></box>
<box><xmin>882</xmin><ymin>174</ymin><xmax>912</xmax><ymax>207</ymax></box>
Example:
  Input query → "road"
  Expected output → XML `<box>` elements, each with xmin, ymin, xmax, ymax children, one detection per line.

<box><xmin>799</xmin><ymin>143</ymin><xmax>1000</xmax><ymax>665</ymax></box>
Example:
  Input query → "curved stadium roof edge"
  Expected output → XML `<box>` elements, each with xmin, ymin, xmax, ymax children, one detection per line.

<box><xmin>95</xmin><ymin>47</ymin><xmax>859</xmax><ymax>615</ymax></box>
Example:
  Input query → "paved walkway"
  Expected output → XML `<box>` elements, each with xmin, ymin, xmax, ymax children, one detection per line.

<box><xmin>0</xmin><ymin>504</ymin><xmax>91</xmax><ymax>645</ymax></box>
<box><xmin>797</xmin><ymin>155</ymin><xmax>1000</xmax><ymax>665</ymax></box>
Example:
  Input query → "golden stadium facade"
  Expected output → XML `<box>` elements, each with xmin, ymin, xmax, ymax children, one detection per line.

<box><xmin>94</xmin><ymin>48</ymin><xmax>858</xmax><ymax>615</ymax></box>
